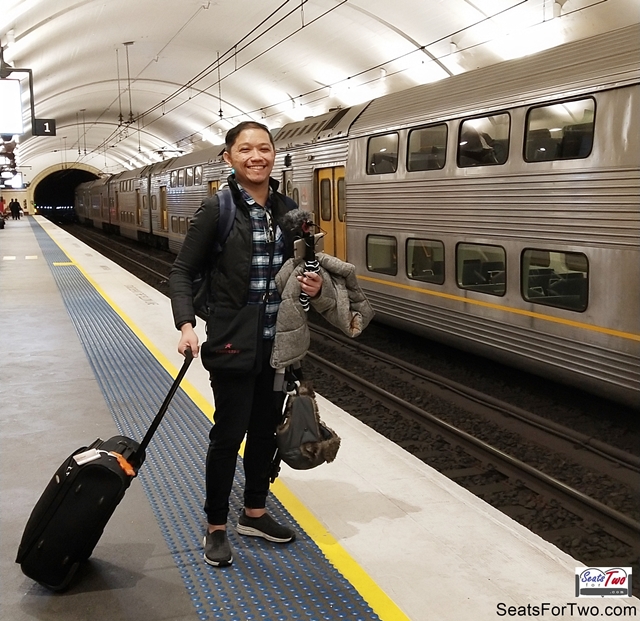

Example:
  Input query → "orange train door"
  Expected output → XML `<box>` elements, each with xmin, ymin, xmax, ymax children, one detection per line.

<box><xmin>316</xmin><ymin>166</ymin><xmax>346</xmax><ymax>261</ymax></box>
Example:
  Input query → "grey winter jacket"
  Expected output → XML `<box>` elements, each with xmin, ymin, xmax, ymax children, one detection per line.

<box><xmin>270</xmin><ymin>253</ymin><xmax>375</xmax><ymax>369</ymax></box>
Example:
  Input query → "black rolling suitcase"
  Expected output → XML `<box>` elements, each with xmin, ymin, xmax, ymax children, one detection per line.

<box><xmin>16</xmin><ymin>350</ymin><xmax>193</xmax><ymax>591</ymax></box>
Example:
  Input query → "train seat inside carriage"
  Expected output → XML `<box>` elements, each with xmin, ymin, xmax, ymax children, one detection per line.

<box><xmin>525</xmin><ymin>129</ymin><xmax>558</xmax><ymax>161</ymax></box>
<box><xmin>458</xmin><ymin>127</ymin><xmax>499</xmax><ymax>167</ymax></box>
<box><xmin>461</xmin><ymin>259</ymin><xmax>484</xmax><ymax>285</ymax></box>
<box><xmin>368</xmin><ymin>152</ymin><xmax>398</xmax><ymax>174</ymax></box>
<box><xmin>527</xmin><ymin>267</ymin><xmax>556</xmax><ymax>295</ymax></box>
<box><xmin>558</xmin><ymin>123</ymin><xmax>593</xmax><ymax>159</ymax></box>
<box><xmin>410</xmin><ymin>260</ymin><xmax>444</xmax><ymax>281</ymax></box>
<box><xmin>408</xmin><ymin>148</ymin><xmax>445</xmax><ymax>171</ymax></box>
<box><xmin>525</xmin><ymin>270</ymin><xmax>588</xmax><ymax>311</ymax></box>
<box><xmin>548</xmin><ymin>272</ymin><xmax>588</xmax><ymax>297</ymax></box>
<box><xmin>459</xmin><ymin>258</ymin><xmax>506</xmax><ymax>294</ymax></box>
<box><xmin>481</xmin><ymin>261</ymin><xmax>505</xmax><ymax>283</ymax></box>
<box><xmin>461</xmin><ymin>260</ymin><xmax>506</xmax><ymax>286</ymax></box>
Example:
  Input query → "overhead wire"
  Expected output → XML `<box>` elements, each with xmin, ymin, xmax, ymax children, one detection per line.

<box><xmin>131</xmin><ymin>0</ymin><xmax>349</xmax><ymax>142</ymax></box>
<box><xmin>85</xmin><ymin>0</ymin><xmax>309</xmax><ymax>160</ymax></box>
<box><xmin>173</xmin><ymin>0</ymin><xmax>528</xmax><ymax>143</ymax></box>
<box><xmin>79</xmin><ymin>0</ymin><xmax>564</xmax><ymax>166</ymax></box>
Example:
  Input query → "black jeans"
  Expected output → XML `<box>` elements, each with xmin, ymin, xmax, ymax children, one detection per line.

<box><xmin>204</xmin><ymin>339</ymin><xmax>285</xmax><ymax>525</ymax></box>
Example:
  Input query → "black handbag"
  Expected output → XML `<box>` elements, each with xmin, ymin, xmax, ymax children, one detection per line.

<box><xmin>276</xmin><ymin>382</ymin><xmax>340</xmax><ymax>470</ymax></box>
<box><xmin>201</xmin><ymin>304</ymin><xmax>264</xmax><ymax>373</ymax></box>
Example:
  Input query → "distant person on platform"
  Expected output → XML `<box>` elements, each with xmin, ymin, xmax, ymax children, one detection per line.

<box><xmin>9</xmin><ymin>198</ymin><xmax>21</xmax><ymax>220</ymax></box>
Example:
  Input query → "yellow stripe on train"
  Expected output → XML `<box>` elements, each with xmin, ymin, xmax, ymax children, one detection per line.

<box><xmin>358</xmin><ymin>275</ymin><xmax>640</xmax><ymax>343</ymax></box>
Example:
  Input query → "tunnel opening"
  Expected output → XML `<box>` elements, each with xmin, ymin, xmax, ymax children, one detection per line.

<box><xmin>34</xmin><ymin>168</ymin><xmax>98</xmax><ymax>223</ymax></box>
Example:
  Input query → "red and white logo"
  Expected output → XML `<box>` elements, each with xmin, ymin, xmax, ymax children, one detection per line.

<box><xmin>575</xmin><ymin>567</ymin><xmax>632</xmax><ymax>598</ymax></box>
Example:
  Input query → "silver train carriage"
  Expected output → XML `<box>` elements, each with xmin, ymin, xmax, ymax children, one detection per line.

<box><xmin>344</xmin><ymin>24</ymin><xmax>639</xmax><ymax>409</ymax></box>
<box><xmin>74</xmin><ymin>24</ymin><xmax>639</xmax><ymax>407</ymax></box>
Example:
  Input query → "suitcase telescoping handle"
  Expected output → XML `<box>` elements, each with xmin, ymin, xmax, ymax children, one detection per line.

<box><xmin>134</xmin><ymin>348</ymin><xmax>193</xmax><ymax>461</ymax></box>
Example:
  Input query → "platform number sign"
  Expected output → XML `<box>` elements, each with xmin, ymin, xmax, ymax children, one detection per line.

<box><xmin>34</xmin><ymin>119</ymin><xmax>56</xmax><ymax>136</ymax></box>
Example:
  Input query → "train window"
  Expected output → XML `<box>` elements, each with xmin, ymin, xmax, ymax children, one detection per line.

<box><xmin>337</xmin><ymin>177</ymin><xmax>345</xmax><ymax>222</ymax></box>
<box><xmin>170</xmin><ymin>170</ymin><xmax>178</xmax><ymax>188</ymax></box>
<box><xmin>179</xmin><ymin>217</ymin><xmax>188</xmax><ymax>234</ymax></box>
<box><xmin>522</xmin><ymin>249</ymin><xmax>588</xmax><ymax>312</ymax></box>
<box><xmin>407</xmin><ymin>239</ymin><xmax>445</xmax><ymax>284</ymax></box>
<box><xmin>320</xmin><ymin>179</ymin><xmax>331</xmax><ymax>221</ymax></box>
<box><xmin>407</xmin><ymin>124</ymin><xmax>447</xmax><ymax>171</ymax></box>
<box><xmin>367</xmin><ymin>235</ymin><xmax>397</xmax><ymax>276</ymax></box>
<box><xmin>185</xmin><ymin>167</ymin><xmax>194</xmax><ymax>187</ymax></box>
<box><xmin>177</xmin><ymin>169</ymin><xmax>185</xmax><ymax>187</ymax></box>
<box><xmin>292</xmin><ymin>187</ymin><xmax>300</xmax><ymax>204</ymax></box>
<box><xmin>458</xmin><ymin>114</ymin><xmax>510</xmax><ymax>167</ymax></box>
<box><xmin>456</xmin><ymin>243</ymin><xmax>506</xmax><ymax>296</ymax></box>
<box><xmin>524</xmin><ymin>98</ymin><xmax>595</xmax><ymax>162</ymax></box>
<box><xmin>194</xmin><ymin>165</ymin><xmax>203</xmax><ymax>185</ymax></box>
<box><xmin>171</xmin><ymin>216</ymin><xmax>179</xmax><ymax>232</ymax></box>
<box><xmin>367</xmin><ymin>133</ymin><xmax>399</xmax><ymax>174</ymax></box>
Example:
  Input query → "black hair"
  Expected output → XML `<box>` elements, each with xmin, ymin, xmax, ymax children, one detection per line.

<box><xmin>225</xmin><ymin>121</ymin><xmax>275</xmax><ymax>151</ymax></box>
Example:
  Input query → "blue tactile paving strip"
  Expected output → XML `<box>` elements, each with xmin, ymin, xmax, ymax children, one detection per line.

<box><xmin>30</xmin><ymin>219</ymin><xmax>380</xmax><ymax>621</ymax></box>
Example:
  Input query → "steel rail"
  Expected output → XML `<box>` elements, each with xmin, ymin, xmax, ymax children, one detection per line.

<box><xmin>310</xmin><ymin>324</ymin><xmax>640</xmax><ymax>473</ymax></box>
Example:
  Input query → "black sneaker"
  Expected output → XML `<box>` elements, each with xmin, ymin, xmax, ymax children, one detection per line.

<box><xmin>203</xmin><ymin>529</ymin><xmax>233</xmax><ymax>567</ymax></box>
<box><xmin>236</xmin><ymin>511</ymin><xmax>296</xmax><ymax>543</ymax></box>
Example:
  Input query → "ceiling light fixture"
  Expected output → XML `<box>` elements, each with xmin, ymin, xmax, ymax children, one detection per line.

<box><xmin>124</xmin><ymin>41</ymin><xmax>135</xmax><ymax>124</ymax></box>
<box><xmin>116</xmin><ymin>48</ymin><xmax>124</xmax><ymax>125</ymax></box>
<box><xmin>217</xmin><ymin>51</ymin><xmax>223</xmax><ymax>119</ymax></box>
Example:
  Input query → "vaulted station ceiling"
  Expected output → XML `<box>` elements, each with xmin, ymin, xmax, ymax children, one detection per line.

<box><xmin>1</xmin><ymin>0</ymin><xmax>638</xmax><ymax>183</ymax></box>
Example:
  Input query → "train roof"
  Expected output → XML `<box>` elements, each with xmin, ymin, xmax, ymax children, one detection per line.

<box><xmin>273</xmin><ymin>103</ymin><xmax>370</xmax><ymax>149</ymax></box>
<box><xmin>163</xmin><ymin>146</ymin><xmax>224</xmax><ymax>170</ymax></box>
<box><xmin>349</xmin><ymin>24</ymin><xmax>640</xmax><ymax>137</ymax></box>
<box><xmin>82</xmin><ymin>176</ymin><xmax>110</xmax><ymax>189</ymax></box>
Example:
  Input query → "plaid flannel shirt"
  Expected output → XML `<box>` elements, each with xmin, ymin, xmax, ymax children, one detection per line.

<box><xmin>238</xmin><ymin>185</ymin><xmax>284</xmax><ymax>340</ymax></box>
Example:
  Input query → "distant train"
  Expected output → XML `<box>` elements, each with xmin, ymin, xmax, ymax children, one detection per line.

<box><xmin>75</xmin><ymin>24</ymin><xmax>640</xmax><ymax>408</ymax></box>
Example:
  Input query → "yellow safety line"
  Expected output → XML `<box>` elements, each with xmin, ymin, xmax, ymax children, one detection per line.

<box><xmin>39</xmin><ymin>221</ymin><xmax>411</xmax><ymax>621</ymax></box>
<box><xmin>52</xmin><ymin>261</ymin><xmax>74</xmax><ymax>266</ymax></box>
<box><xmin>359</xmin><ymin>274</ymin><xmax>640</xmax><ymax>342</ymax></box>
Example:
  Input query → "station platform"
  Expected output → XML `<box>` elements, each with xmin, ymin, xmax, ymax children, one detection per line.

<box><xmin>1</xmin><ymin>216</ymin><xmax>637</xmax><ymax>621</ymax></box>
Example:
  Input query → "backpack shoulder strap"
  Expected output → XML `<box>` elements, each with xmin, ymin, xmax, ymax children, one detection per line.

<box><xmin>213</xmin><ymin>187</ymin><xmax>236</xmax><ymax>251</ymax></box>
<box><xmin>280</xmin><ymin>194</ymin><xmax>298</xmax><ymax>212</ymax></box>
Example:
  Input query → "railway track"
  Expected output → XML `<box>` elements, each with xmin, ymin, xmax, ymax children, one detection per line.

<box><xmin>304</xmin><ymin>325</ymin><xmax>640</xmax><ymax>591</ymax></box>
<box><xmin>71</xmin><ymin>226</ymin><xmax>172</xmax><ymax>287</ymax></box>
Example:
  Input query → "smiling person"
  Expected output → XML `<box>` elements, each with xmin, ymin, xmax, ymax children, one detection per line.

<box><xmin>169</xmin><ymin>121</ymin><xmax>322</xmax><ymax>567</ymax></box>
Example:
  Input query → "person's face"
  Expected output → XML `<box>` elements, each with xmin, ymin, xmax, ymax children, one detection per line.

<box><xmin>223</xmin><ymin>128</ymin><xmax>275</xmax><ymax>189</ymax></box>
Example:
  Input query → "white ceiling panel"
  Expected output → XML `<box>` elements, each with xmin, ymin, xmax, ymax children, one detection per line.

<box><xmin>0</xmin><ymin>0</ymin><xmax>637</xmax><ymax>179</ymax></box>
